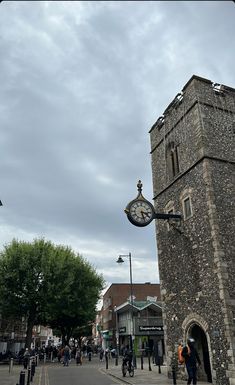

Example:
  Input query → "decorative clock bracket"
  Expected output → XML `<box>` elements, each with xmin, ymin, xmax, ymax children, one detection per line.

<box><xmin>124</xmin><ymin>180</ymin><xmax>182</xmax><ymax>230</ymax></box>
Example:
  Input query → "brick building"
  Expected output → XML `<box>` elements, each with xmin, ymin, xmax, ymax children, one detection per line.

<box><xmin>149</xmin><ymin>75</ymin><xmax>235</xmax><ymax>384</ymax></box>
<box><xmin>99</xmin><ymin>283</ymin><xmax>161</xmax><ymax>350</ymax></box>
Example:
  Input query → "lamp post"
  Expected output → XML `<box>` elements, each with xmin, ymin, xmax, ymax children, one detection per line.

<box><xmin>114</xmin><ymin>306</ymin><xmax>119</xmax><ymax>365</ymax></box>
<box><xmin>116</xmin><ymin>253</ymin><xmax>134</xmax><ymax>353</ymax></box>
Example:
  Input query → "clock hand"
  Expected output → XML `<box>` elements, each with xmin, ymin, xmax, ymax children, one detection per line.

<box><xmin>141</xmin><ymin>211</ymin><xmax>150</xmax><ymax>218</ymax></box>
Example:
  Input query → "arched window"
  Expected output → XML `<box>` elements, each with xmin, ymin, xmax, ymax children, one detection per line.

<box><xmin>166</xmin><ymin>142</ymin><xmax>180</xmax><ymax>179</ymax></box>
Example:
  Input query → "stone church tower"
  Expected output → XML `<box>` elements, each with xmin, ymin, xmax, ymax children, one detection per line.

<box><xmin>149</xmin><ymin>75</ymin><xmax>235</xmax><ymax>384</ymax></box>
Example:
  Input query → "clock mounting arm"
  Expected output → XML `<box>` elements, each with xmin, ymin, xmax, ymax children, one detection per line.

<box><xmin>124</xmin><ymin>180</ymin><xmax>182</xmax><ymax>227</ymax></box>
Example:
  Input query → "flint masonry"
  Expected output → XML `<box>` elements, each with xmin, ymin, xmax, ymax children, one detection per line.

<box><xmin>149</xmin><ymin>75</ymin><xmax>235</xmax><ymax>384</ymax></box>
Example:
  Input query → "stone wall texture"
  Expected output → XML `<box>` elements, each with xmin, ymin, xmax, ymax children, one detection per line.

<box><xmin>150</xmin><ymin>75</ymin><xmax>235</xmax><ymax>385</ymax></box>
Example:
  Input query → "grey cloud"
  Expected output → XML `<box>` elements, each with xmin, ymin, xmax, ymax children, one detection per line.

<box><xmin>0</xmin><ymin>0</ymin><xmax>234</xmax><ymax>286</ymax></box>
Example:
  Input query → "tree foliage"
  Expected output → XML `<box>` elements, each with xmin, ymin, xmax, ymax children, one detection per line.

<box><xmin>0</xmin><ymin>238</ymin><xmax>104</xmax><ymax>348</ymax></box>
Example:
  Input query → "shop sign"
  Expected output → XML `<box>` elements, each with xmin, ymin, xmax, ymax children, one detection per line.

<box><xmin>139</xmin><ymin>325</ymin><xmax>163</xmax><ymax>332</ymax></box>
<box><xmin>119</xmin><ymin>327</ymin><xmax>126</xmax><ymax>333</ymax></box>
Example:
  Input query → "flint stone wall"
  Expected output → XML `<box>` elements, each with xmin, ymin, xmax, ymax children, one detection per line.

<box><xmin>150</xmin><ymin>75</ymin><xmax>235</xmax><ymax>385</ymax></box>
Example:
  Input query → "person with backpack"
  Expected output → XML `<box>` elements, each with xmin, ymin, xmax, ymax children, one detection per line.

<box><xmin>181</xmin><ymin>338</ymin><xmax>201</xmax><ymax>385</ymax></box>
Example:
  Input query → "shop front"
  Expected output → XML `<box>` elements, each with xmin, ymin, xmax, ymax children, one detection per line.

<box><xmin>115</xmin><ymin>300</ymin><xmax>164</xmax><ymax>360</ymax></box>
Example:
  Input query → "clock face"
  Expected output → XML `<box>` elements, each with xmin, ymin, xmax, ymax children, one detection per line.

<box><xmin>127</xmin><ymin>199</ymin><xmax>155</xmax><ymax>227</ymax></box>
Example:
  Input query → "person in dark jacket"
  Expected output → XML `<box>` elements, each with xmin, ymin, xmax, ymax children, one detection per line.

<box><xmin>122</xmin><ymin>345</ymin><xmax>133</xmax><ymax>371</ymax></box>
<box><xmin>63</xmin><ymin>345</ymin><xmax>70</xmax><ymax>367</ymax></box>
<box><xmin>23</xmin><ymin>348</ymin><xmax>31</xmax><ymax>369</ymax></box>
<box><xmin>182</xmin><ymin>338</ymin><xmax>201</xmax><ymax>385</ymax></box>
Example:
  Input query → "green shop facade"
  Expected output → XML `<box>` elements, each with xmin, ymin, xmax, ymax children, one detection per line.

<box><xmin>115</xmin><ymin>301</ymin><xmax>164</xmax><ymax>360</ymax></box>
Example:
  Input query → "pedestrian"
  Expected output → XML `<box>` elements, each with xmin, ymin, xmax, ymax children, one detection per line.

<box><xmin>87</xmin><ymin>345</ymin><xmax>92</xmax><ymax>361</ymax></box>
<box><xmin>23</xmin><ymin>348</ymin><xmax>30</xmax><ymax>369</ymax></box>
<box><xmin>111</xmin><ymin>348</ymin><xmax>116</xmax><ymax>358</ymax></box>
<box><xmin>122</xmin><ymin>345</ymin><xmax>133</xmax><ymax>372</ymax></box>
<box><xmin>99</xmin><ymin>347</ymin><xmax>104</xmax><ymax>361</ymax></box>
<box><xmin>57</xmin><ymin>347</ymin><xmax>62</xmax><ymax>363</ymax></box>
<box><xmin>75</xmin><ymin>348</ymin><xmax>82</xmax><ymax>365</ymax></box>
<box><xmin>182</xmin><ymin>338</ymin><xmax>201</xmax><ymax>385</ymax></box>
<box><xmin>63</xmin><ymin>345</ymin><xmax>70</xmax><ymax>367</ymax></box>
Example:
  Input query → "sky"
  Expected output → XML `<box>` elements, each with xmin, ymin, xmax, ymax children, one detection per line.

<box><xmin>0</xmin><ymin>1</ymin><xmax>235</xmax><ymax>295</ymax></box>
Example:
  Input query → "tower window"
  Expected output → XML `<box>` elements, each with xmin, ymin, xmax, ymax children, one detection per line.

<box><xmin>183</xmin><ymin>196</ymin><xmax>192</xmax><ymax>219</ymax></box>
<box><xmin>171</xmin><ymin>147</ymin><xmax>179</xmax><ymax>177</ymax></box>
<box><xmin>166</xmin><ymin>142</ymin><xmax>180</xmax><ymax>179</ymax></box>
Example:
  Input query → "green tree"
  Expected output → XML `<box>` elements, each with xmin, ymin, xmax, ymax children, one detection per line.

<box><xmin>0</xmin><ymin>238</ymin><xmax>104</xmax><ymax>348</ymax></box>
<box><xmin>44</xmin><ymin>247</ymin><xmax>104</xmax><ymax>346</ymax></box>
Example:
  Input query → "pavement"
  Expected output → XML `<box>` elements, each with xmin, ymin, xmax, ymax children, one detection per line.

<box><xmin>0</xmin><ymin>362</ymin><xmax>40</xmax><ymax>385</ymax></box>
<box><xmin>0</xmin><ymin>357</ymin><xmax>210</xmax><ymax>385</ymax></box>
<box><xmin>100</xmin><ymin>357</ymin><xmax>210</xmax><ymax>385</ymax></box>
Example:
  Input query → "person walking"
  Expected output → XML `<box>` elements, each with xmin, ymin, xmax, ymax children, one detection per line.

<box><xmin>75</xmin><ymin>348</ymin><xmax>82</xmax><ymax>365</ymax></box>
<box><xmin>182</xmin><ymin>338</ymin><xmax>201</xmax><ymax>385</ymax></box>
<box><xmin>63</xmin><ymin>345</ymin><xmax>70</xmax><ymax>367</ymax></box>
<box><xmin>99</xmin><ymin>347</ymin><xmax>104</xmax><ymax>361</ymax></box>
<box><xmin>23</xmin><ymin>348</ymin><xmax>30</xmax><ymax>369</ymax></box>
<box><xmin>87</xmin><ymin>345</ymin><xmax>92</xmax><ymax>361</ymax></box>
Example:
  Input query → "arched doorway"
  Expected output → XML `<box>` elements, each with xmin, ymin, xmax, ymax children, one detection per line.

<box><xmin>188</xmin><ymin>324</ymin><xmax>212</xmax><ymax>383</ymax></box>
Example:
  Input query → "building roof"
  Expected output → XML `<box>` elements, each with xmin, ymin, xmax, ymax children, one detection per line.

<box><xmin>115</xmin><ymin>300</ymin><xmax>162</xmax><ymax>314</ymax></box>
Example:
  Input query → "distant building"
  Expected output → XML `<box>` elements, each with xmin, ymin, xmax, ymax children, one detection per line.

<box><xmin>98</xmin><ymin>283</ymin><xmax>161</xmax><ymax>351</ymax></box>
<box><xmin>93</xmin><ymin>311</ymin><xmax>102</xmax><ymax>347</ymax></box>
<box><xmin>0</xmin><ymin>313</ymin><xmax>59</xmax><ymax>354</ymax></box>
<box><xmin>150</xmin><ymin>75</ymin><xmax>235</xmax><ymax>384</ymax></box>
<box><xmin>32</xmin><ymin>325</ymin><xmax>60</xmax><ymax>348</ymax></box>
<box><xmin>116</xmin><ymin>299</ymin><xmax>164</xmax><ymax>359</ymax></box>
<box><xmin>0</xmin><ymin>315</ymin><xmax>26</xmax><ymax>355</ymax></box>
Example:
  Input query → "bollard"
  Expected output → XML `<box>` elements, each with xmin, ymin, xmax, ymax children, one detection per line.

<box><xmin>158</xmin><ymin>357</ymin><xmax>161</xmax><ymax>374</ymax></box>
<box><xmin>31</xmin><ymin>361</ymin><xmax>36</xmax><ymax>376</ymax></box>
<box><xmin>148</xmin><ymin>351</ymin><xmax>152</xmax><ymax>371</ymax></box>
<box><xmin>105</xmin><ymin>352</ymin><xmax>108</xmax><ymax>369</ymax></box>
<box><xmin>172</xmin><ymin>366</ymin><xmax>177</xmax><ymax>385</ymax></box>
<box><xmin>27</xmin><ymin>368</ymin><xmax>31</xmax><ymax>385</ymax></box>
<box><xmin>9</xmin><ymin>357</ymin><xmax>14</xmax><ymax>373</ymax></box>
<box><xmin>140</xmin><ymin>354</ymin><xmax>143</xmax><ymax>370</ymax></box>
<box><xmin>158</xmin><ymin>362</ymin><xmax>161</xmax><ymax>373</ymax></box>
<box><xmin>115</xmin><ymin>353</ymin><xmax>118</xmax><ymax>366</ymax></box>
<box><xmin>43</xmin><ymin>353</ymin><xmax>46</xmax><ymax>364</ymax></box>
<box><xmin>133</xmin><ymin>353</ymin><xmax>137</xmax><ymax>369</ymax></box>
<box><xmin>31</xmin><ymin>360</ymin><xmax>36</xmax><ymax>381</ymax></box>
<box><xmin>19</xmin><ymin>370</ymin><xmax>26</xmax><ymax>385</ymax></box>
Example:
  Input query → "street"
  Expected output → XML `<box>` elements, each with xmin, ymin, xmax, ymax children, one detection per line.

<box><xmin>1</xmin><ymin>355</ymin><xmax>211</xmax><ymax>385</ymax></box>
<box><xmin>38</xmin><ymin>361</ymin><xmax>120</xmax><ymax>385</ymax></box>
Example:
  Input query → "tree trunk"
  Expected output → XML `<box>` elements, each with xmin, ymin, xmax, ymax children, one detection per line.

<box><xmin>25</xmin><ymin>316</ymin><xmax>35</xmax><ymax>349</ymax></box>
<box><xmin>61</xmin><ymin>327</ymin><xmax>73</xmax><ymax>347</ymax></box>
<box><xmin>62</xmin><ymin>334</ymin><xmax>66</xmax><ymax>347</ymax></box>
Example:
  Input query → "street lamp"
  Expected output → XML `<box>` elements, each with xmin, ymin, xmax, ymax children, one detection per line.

<box><xmin>116</xmin><ymin>252</ymin><xmax>134</xmax><ymax>353</ymax></box>
<box><xmin>114</xmin><ymin>305</ymin><xmax>119</xmax><ymax>365</ymax></box>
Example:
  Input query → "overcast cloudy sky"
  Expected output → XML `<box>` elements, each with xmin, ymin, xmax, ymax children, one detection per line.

<box><xmin>0</xmin><ymin>1</ymin><xmax>234</xmax><ymax>293</ymax></box>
